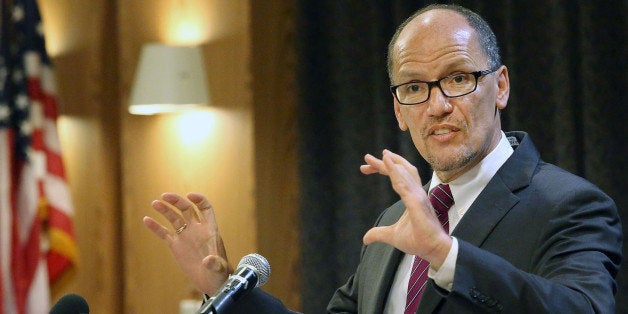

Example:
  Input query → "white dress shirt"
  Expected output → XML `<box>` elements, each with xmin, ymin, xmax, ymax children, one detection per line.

<box><xmin>384</xmin><ymin>132</ymin><xmax>513</xmax><ymax>313</ymax></box>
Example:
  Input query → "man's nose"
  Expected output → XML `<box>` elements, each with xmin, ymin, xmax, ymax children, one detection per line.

<box><xmin>426</xmin><ymin>85</ymin><xmax>453</xmax><ymax>116</ymax></box>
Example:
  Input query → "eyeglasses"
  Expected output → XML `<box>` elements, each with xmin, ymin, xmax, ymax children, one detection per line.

<box><xmin>390</xmin><ymin>67</ymin><xmax>499</xmax><ymax>105</ymax></box>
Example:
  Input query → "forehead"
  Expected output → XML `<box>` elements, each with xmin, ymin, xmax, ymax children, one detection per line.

<box><xmin>393</xmin><ymin>10</ymin><xmax>486</xmax><ymax>78</ymax></box>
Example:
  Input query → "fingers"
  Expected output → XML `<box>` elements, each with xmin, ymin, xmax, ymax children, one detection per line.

<box><xmin>381</xmin><ymin>150</ymin><xmax>421</xmax><ymax>183</ymax></box>
<box><xmin>151</xmin><ymin>198</ymin><xmax>187</xmax><ymax>231</ymax></box>
<box><xmin>361</xmin><ymin>153</ymin><xmax>387</xmax><ymax>175</ymax></box>
<box><xmin>143</xmin><ymin>216</ymin><xmax>173</xmax><ymax>241</ymax></box>
<box><xmin>187</xmin><ymin>192</ymin><xmax>215</xmax><ymax>224</ymax></box>
<box><xmin>188</xmin><ymin>193</ymin><xmax>229</xmax><ymax>262</ymax></box>
<box><xmin>187</xmin><ymin>192</ymin><xmax>210</xmax><ymax>209</ymax></box>
<box><xmin>360</xmin><ymin>150</ymin><xmax>421</xmax><ymax>184</ymax></box>
<box><xmin>383</xmin><ymin>154</ymin><xmax>423</xmax><ymax>206</ymax></box>
<box><xmin>162</xmin><ymin>192</ymin><xmax>199</xmax><ymax>223</ymax></box>
<box><xmin>363</xmin><ymin>225</ymin><xmax>391</xmax><ymax>246</ymax></box>
<box><xmin>150</xmin><ymin>192</ymin><xmax>210</xmax><ymax>230</ymax></box>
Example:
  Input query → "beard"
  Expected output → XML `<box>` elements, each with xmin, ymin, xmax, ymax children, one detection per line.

<box><xmin>425</xmin><ymin>142</ymin><xmax>479</xmax><ymax>172</ymax></box>
<box><xmin>409</xmin><ymin>106</ymin><xmax>502</xmax><ymax>178</ymax></box>
<box><xmin>419</xmin><ymin>117</ymin><xmax>479</xmax><ymax>172</ymax></box>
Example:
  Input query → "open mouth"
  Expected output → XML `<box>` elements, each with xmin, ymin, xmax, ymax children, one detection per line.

<box><xmin>429</xmin><ymin>124</ymin><xmax>460</xmax><ymax>136</ymax></box>
<box><xmin>433</xmin><ymin>128</ymin><xmax>453</xmax><ymax>135</ymax></box>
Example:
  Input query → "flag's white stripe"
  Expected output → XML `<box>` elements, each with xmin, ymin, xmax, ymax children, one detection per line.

<box><xmin>16</xmin><ymin>164</ymin><xmax>40</xmax><ymax>242</ymax></box>
<box><xmin>0</xmin><ymin>131</ymin><xmax>17</xmax><ymax>314</ymax></box>
<box><xmin>43</xmin><ymin>119</ymin><xmax>62</xmax><ymax>153</ymax></box>
<box><xmin>25</xmin><ymin>258</ymin><xmax>50</xmax><ymax>314</ymax></box>
<box><xmin>29</xmin><ymin>148</ymin><xmax>47</xmax><ymax>179</ymax></box>
<box><xmin>30</xmin><ymin>101</ymin><xmax>44</xmax><ymax>131</ymax></box>
<box><xmin>23</xmin><ymin>51</ymin><xmax>41</xmax><ymax>78</ymax></box>
<box><xmin>44</xmin><ymin>175</ymin><xmax>73</xmax><ymax>215</ymax></box>
<box><xmin>40</xmin><ymin>64</ymin><xmax>57</xmax><ymax>94</ymax></box>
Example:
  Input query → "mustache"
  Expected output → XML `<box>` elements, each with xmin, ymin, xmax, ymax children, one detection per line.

<box><xmin>420</xmin><ymin>117</ymin><xmax>467</xmax><ymax>137</ymax></box>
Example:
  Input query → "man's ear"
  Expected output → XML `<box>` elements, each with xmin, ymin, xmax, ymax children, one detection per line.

<box><xmin>496</xmin><ymin>65</ymin><xmax>510</xmax><ymax>110</ymax></box>
<box><xmin>394</xmin><ymin>98</ymin><xmax>408</xmax><ymax>131</ymax></box>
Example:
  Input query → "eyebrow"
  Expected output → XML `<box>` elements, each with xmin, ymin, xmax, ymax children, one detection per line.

<box><xmin>396</xmin><ymin>60</ymin><xmax>479</xmax><ymax>83</ymax></box>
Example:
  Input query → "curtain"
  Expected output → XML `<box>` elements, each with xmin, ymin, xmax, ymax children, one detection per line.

<box><xmin>296</xmin><ymin>1</ymin><xmax>626</xmax><ymax>312</ymax></box>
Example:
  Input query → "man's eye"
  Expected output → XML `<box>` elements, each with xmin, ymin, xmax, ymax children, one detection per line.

<box><xmin>406</xmin><ymin>84</ymin><xmax>422</xmax><ymax>92</ymax></box>
<box><xmin>451</xmin><ymin>74</ymin><xmax>468</xmax><ymax>84</ymax></box>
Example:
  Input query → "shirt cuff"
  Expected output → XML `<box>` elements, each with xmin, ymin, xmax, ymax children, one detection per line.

<box><xmin>427</xmin><ymin>237</ymin><xmax>458</xmax><ymax>291</ymax></box>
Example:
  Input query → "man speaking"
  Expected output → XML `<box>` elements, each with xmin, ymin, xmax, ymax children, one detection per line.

<box><xmin>143</xmin><ymin>4</ymin><xmax>622</xmax><ymax>313</ymax></box>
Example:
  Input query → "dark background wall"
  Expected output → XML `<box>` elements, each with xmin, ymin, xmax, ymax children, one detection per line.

<box><xmin>296</xmin><ymin>1</ymin><xmax>627</xmax><ymax>312</ymax></box>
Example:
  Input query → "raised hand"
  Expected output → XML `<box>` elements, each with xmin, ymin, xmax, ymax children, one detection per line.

<box><xmin>143</xmin><ymin>192</ymin><xmax>233</xmax><ymax>295</ymax></box>
<box><xmin>361</xmin><ymin>150</ymin><xmax>452</xmax><ymax>269</ymax></box>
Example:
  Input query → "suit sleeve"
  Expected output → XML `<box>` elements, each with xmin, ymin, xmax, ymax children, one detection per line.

<box><xmin>327</xmin><ymin>273</ymin><xmax>360</xmax><ymax>313</ymax></box>
<box><xmin>445</xmin><ymin>180</ymin><xmax>622</xmax><ymax>313</ymax></box>
<box><xmin>327</xmin><ymin>201</ymin><xmax>406</xmax><ymax>313</ymax></box>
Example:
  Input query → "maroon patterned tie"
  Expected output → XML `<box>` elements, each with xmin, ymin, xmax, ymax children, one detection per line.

<box><xmin>404</xmin><ymin>184</ymin><xmax>454</xmax><ymax>314</ymax></box>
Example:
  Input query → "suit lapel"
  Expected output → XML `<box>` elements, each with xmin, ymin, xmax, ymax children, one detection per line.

<box><xmin>451</xmin><ymin>178</ymin><xmax>519</xmax><ymax>246</ymax></box>
<box><xmin>452</xmin><ymin>132</ymin><xmax>538</xmax><ymax>247</ymax></box>
<box><xmin>417</xmin><ymin>172</ymin><xmax>521</xmax><ymax>314</ymax></box>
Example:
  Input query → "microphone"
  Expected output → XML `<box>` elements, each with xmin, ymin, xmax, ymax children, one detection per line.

<box><xmin>198</xmin><ymin>253</ymin><xmax>271</xmax><ymax>314</ymax></box>
<box><xmin>50</xmin><ymin>293</ymin><xmax>90</xmax><ymax>314</ymax></box>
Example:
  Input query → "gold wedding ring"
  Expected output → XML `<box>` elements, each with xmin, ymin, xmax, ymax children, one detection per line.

<box><xmin>175</xmin><ymin>223</ymin><xmax>188</xmax><ymax>234</ymax></box>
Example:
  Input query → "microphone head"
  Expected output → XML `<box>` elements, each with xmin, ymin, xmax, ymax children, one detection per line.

<box><xmin>238</xmin><ymin>253</ymin><xmax>271</xmax><ymax>287</ymax></box>
<box><xmin>50</xmin><ymin>293</ymin><xmax>89</xmax><ymax>314</ymax></box>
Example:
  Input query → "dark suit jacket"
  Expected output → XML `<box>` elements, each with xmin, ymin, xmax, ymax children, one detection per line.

<box><xmin>229</xmin><ymin>131</ymin><xmax>623</xmax><ymax>313</ymax></box>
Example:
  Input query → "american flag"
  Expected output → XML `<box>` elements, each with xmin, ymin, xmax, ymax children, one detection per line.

<box><xmin>1</xmin><ymin>0</ymin><xmax>77</xmax><ymax>313</ymax></box>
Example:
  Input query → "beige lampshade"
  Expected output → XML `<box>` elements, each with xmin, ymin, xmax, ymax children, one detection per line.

<box><xmin>129</xmin><ymin>43</ymin><xmax>210</xmax><ymax>115</ymax></box>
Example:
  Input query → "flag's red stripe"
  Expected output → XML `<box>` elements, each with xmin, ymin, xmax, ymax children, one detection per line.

<box><xmin>46</xmin><ymin>152</ymin><xmax>65</xmax><ymax>178</ymax></box>
<box><xmin>10</xmin><ymin>156</ymin><xmax>22</xmax><ymax>314</ymax></box>
<box><xmin>47</xmin><ymin>252</ymin><xmax>72</xmax><ymax>282</ymax></box>
<box><xmin>28</xmin><ymin>76</ymin><xmax>59</xmax><ymax>119</ymax></box>
<box><xmin>48</xmin><ymin>207</ymin><xmax>75</xmax><ymax>237</ymax></box>
<box><xmin>40</xmin><ymin>88</ymin><xmax>59</xmax><ymax>119</ymax></box>
<box><xmin>26</xmin><ymin>78</ymin><xmax>44</xmax><ymax>105</ymax></box>
<box><xmin>31</xmin><ymin>131</ymin><xmax>45</xmax><ymax>153</ymax></box>
<box><xmin>11</xmin><ymin>197</ymin><xmax>42</xmax><ymax>314</ymax></box>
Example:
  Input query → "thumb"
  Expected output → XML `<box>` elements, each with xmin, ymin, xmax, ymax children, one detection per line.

<box><xmin>203</xmin><ymin>255</ymin><xmax>232</xmax><ymax>274</ymax></box>
<box><xmin>363</xmin><ymin>226</ymin><xmax>392</xmax><ymax>246</ymax></box>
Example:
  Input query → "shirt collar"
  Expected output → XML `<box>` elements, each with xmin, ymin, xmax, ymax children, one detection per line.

<box><xmin>429</xmin><ymin>131</ymin><xmax>514</xmax><ymax>223</ymax></box>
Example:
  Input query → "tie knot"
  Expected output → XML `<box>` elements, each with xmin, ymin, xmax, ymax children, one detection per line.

<box><xmin>429</xmin><ymin>184</ymin><xmax>454</xmax><ymax>217</ymax></box>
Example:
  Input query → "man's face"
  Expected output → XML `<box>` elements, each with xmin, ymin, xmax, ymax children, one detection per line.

<box><xmin>391</xmin><ymin>10</ymin><xmax>509</xmax><ymax>182</ymax></box>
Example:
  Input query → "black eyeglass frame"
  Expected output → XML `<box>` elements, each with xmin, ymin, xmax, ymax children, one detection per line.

<box><xmin>389</xmin><ymin>67</ymin><xmax>500</xmax><ymax>105</ymax></box>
